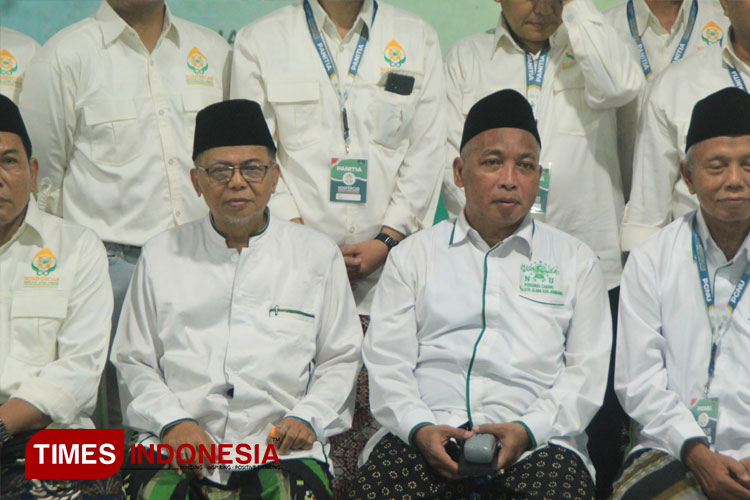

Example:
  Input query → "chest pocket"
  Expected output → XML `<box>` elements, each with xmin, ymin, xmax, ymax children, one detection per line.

<box><xmin>552</xmin><ymin>67</ymin><xmax>598</xmax><ymax>136</ymax></box>
<box><xmin>82</xmin><ymin>99</ymin><xmax>140</xmax><ymax>166</ymax></box>
<box><xmin>183</xmin><ymin>92</ymin><xmax>223</xmax><ymax>151</ymax></box>
<box><xmin>267</xmin><ymin>81</ymin><xmax>321</xmax><ymax>150</ymax></box>
<box><xmin>10</xmin><ymin>295</ymin><xmax>69</xmax><ymax>365</ymax></box>
<box><xmin>368</xmin><ymin>73</ymin><xmax>421</xmax><ymax>151</ymax></box>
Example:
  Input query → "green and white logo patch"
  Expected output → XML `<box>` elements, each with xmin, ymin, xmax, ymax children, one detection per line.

<box><xmin>520</xmin><ymin>261</ymin><xmax>562</xmax><ymax>296</ymax></box>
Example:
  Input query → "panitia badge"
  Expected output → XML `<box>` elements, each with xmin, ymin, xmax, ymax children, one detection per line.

<box><xmin>330</xmin><ymin>157</ymin><xmax>368</xmax><ymax>203</ymax></box>
<box><xmin>690</xmin><ymin>397</ymin><xmax>719</xmax><ymax>444</ymax></box>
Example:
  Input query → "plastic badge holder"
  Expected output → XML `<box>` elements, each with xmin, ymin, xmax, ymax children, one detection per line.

<box><xmin>458</xmin><ymin>434</ymin><xmax>500</xmax><ymax>477</ymax></box>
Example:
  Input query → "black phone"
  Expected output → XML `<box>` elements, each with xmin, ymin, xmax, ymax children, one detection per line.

<box><xmin>384</xmin><ymin>72</ymin><xmax>415</xmax><ymax>96</ymax></box>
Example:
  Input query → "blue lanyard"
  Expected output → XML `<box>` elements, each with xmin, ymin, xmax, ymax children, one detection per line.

<box><xmin>728</xmin><ymin>65</ymin><xmax>748</xmax><ymax>92</ymax></box>
<box><xmin>525</xmin><ymin>46</ymin><xmax>549</xmax><ymax>117</ymax></box>
<box><xmin>626</xmin><ymin>0</ymin><xmax>698</xmax><ymax>79</ymax></box>
<box><xmin>691</xmin><ymin>216</ymin><xmax>750</xmax><ymax>394</ymax></box>
<box><xmin>303</xmin><ymin>0</ymin><xmax>377</xmax><ymax>152</ymax></box>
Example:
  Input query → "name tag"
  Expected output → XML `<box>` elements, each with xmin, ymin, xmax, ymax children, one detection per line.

<box><xmin>690</xmin><ymin>397</ymin><xmax>719</xmax><ymax>445</ymax></box>
<box><xmin>330</xmin><ymin>157</ymin><xmax>368</xmax><ymax>203</ymax></box>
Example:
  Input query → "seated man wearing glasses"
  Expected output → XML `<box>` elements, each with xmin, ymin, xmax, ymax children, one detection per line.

<box><xmin>111</xmin><ymin>99</ymin><xmax>362</xmax><ymax>500</ymax></box>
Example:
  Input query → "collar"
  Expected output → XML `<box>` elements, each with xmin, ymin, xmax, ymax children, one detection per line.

<box><xmin>723</xmin><ymin>32</ymin><xmax>750</xmax><ymax>75</ymax></box>
<box><xmin>2</xmin><ymin>196</ymin><xmax>45</xmax><ymax>251</ymax></box>
<box><xmin>450</xmin><ymin>210</ymin><xmax>534</xmax><ymax>256</ymax></box>
<box><xmin>96</xmin><ymin>0</ymin><xmax>179</xmax><ymax>47</ymax></box>
<box><xmin>633</xmin><ymin>0</ymin><xmax>690</xmax><ymax>37</ymax></box>
<box><xmin>694</xmin><ymin>209</ymin><xmax>750</xmax><ymax>263</ymax></box>
<box><xmin>492</xmin><ymin>13</ymin><xmax>562</xmax><ymax>57</ymax></box>
<box><xmin>311</xmin><ymin>0</ymin><xmax>375</xmax><ymax>40</ymax></box>
<box><xmin>206</xmin><ymin>208</ymin><xmax>271</xmax><ymax>248</ymax></box>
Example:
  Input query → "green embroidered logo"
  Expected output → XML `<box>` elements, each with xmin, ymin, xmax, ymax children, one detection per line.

<box><xmin>31</xmin><ymin>248</ymin><xmax>57</xmax><ymax>277</ymax></box>
<box><xmin>384</xmin><ymin>39</ymin><xmax>406</xmax><ymax>68</ymax></box>
<box><xmin>520</xmin><ymin>261</ymin><xmax>562</xmax><ymax>296</ymax></box>
<box><xmin>187</xmin><ymin>46</ymin><xmax>208</xmax><ymax>75</ymax></box>
<box><xmin>700</xmin><ymin>22</ymin><xmax>723</xmax><ymax>46</ymax></box>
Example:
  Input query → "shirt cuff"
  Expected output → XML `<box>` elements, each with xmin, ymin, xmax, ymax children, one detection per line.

<box><xmin>382</xmin><ymin>204</ymin><xmax>420</xmax><ymax>238</ymax></box>
<box><xmin>518</xmin><ymin>411</ymin><xmax>553</xmax><ymax>449</ymax></box>
<box><xmin>394</xmin><ymin>408</ymin><xmax>438</xmax><ymax>445</ymax></box>
<box><xmin>151</xmin><ymin>408</ymin><xmax>196</xmax><ymax>441</ymax></box>
<box><xmin>621</xmin><ymin>222</ymin><xmax>662</xmax><ymax>251</ymax></box>
<box><xmin>666</xmin><ymin>419</ymin><xmax>707</xmax><ymax>460</ymax></box>
<box><xmin>268</xmin><ymin>192</ymin><xmax>300</xmax><ymax>221</ymax></box>
<box><xmin>12</xmin><ymin>377</ymin><xmax>79</xmax><ymax>425</ymax></box>
<box><xmin>512</xmin><ymin>420</ymin><xmax>537</xmax><ymax>450</ymax></box>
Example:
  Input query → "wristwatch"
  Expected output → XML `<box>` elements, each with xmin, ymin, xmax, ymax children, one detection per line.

<box><xmin>375</xmin><ymin>232</ymin><xmax>399</xmax><ymax>252</ymax></box>
<box><xmin>0</xmin><ymin>417</ymin><xmax>12</xmax><ymax>446</ymax></box>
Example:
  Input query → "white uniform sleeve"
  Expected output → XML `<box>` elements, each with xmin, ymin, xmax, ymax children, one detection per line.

<box><xmin>111</xmin><ymin>252</ymin><xmax>194</xmax><ymax>437</ymax></box>
<box><xmin>287</xmin><ymin>247</ymin><xmax>362</xmax><ymax>440</ymax></box>
<box><xmin>364</xmin><ymin>242</ymin><xmax>436</xmax><ymax>445</ymax></box>
<box><xmin>19</xmin><ymin>51</ymin><xmax>77</xmax><ymax>216</ymax></box>
<box><xmin>563</xmin><ymin>0</ymin><xmax>645</xmax><ymax>109</ymax></box>
<box><xmin>13</xmin><ymin>231</ymin><xmax>112</xmax><ymax>425</ymax></box>
<box><xmin>519</xmin><ymin>245</ymin><xmax>612</xmax><ymax>446</ymax></box>
<box><xmin>615</xmin><ymin>247</ymin><xmax>705</xmax><ymax>459</ymax></box>
<box><xmin>230</xmin><ymin>27</ymin><xmax>301</xmax><ymax>221</ymax></box>
<box><xmin>621</xmin><ymin>82</ymin><xmax>679</xmax><ymax>251</ymax></box>
<box><xmin>442</xmin><ymin>48</ymin><xmax>467</xmax><ymax>220</ymax></box>
<box><xmin>381</xmin><ymin>25</ymin><xmax>446</xmax><ymax>236</ymax></box>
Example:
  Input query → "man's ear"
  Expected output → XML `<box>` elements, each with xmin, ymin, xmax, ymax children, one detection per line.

<box><xmin>29</xmin><ymin>157</ymin><xmax>39</xmax><ymax>193</ymax></box>
<box><xmin>190</xmin><ymin>169</ymin><xmax>202</xmax><ymax>197</ymax></box>
<box><xmin>453</xmin><ymin>156</ymin><xmax>466</xmax><ymax>189</ymax></box>
<box><xmin>270</xmin><ymin>164</ymin><xmax>280</xmax><ymax>194</ymax></box>
<box><xmin>719</xmin><ymin>0</ymin><xmax>729</xmax><ymax>17</ymax></box>
<box><xmin>680</xmin><ymin>160</ymin><xmax>696</xmax><ymax>195</ymax></box>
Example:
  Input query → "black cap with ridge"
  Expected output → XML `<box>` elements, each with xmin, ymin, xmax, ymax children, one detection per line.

<box><xmin>460</xmin><ymin>89</ymin><xmax>541</xmax><ymax>151</ymax></box>
<box><xmin>686</xmin><ymin>87</ymin><xmax>750</xmax><ymax>152</ymax></box>
<box><xmin>192</xmin><ymin>99</ymin><xmax>276</xmax><ymax>160</ymax></box>
<box><xmin>0</xmin><ymin>94</ymin><xmax>32</xmax><ymax>159</ymax></box>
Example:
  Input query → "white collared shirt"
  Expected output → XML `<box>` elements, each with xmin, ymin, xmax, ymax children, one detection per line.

<box><xmin>111</xmin><ymin>214</ymin><xmax>362</xmax><ymax>468</ymax></box>
<box><xmin>622</xmin><ymin>40</ymin><xmax>750</xmax><ymax>251</ymax></box>
<box><xmin>230</xmin><ymin>0</ymin><xmax>446</xmax><ymax>312</ymax></box>
<box><xmin>617</xmin><ymin>210</ymin><xmax>750</xmax><ymax>461</ymax></box>
<box><xmin>0</xmin><ymin>26</ymin><xmax>41</xmax><ymax>104</ymax></box>
<box><xmin>0</xmin><ymin>197</ymin><xmax>112</xmax><ymax>428</ymax></box>
<box><xmin>363</xmin><ymin>211</ymin><xmax>611</xmax><ymax>475</ymax></box>
<box><xmin>444</xmin><ymin>0</ymin><xmax>644</xmax><ymax>290</ymax></box>
<box><xmin>603</xmin><ymin>0</ymin><xmax>728</xmax><ymax>202</ymax></box>
<box><xmin>19</xmin><ymin>1</ymin><xmax>231</xmax><ymax>246</ymax></box>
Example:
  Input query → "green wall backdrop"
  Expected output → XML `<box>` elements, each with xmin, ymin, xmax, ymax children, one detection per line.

<box><xmin>2</xmin><ymin>0</ymin><xmax>625</xmax><ymax>50</ymax></box>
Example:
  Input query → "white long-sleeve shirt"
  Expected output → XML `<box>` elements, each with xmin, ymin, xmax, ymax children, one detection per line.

<box><xmin>111</xmin><ymin>214</ymin><xmax>362</xmax><ymax>468</ymax></box>
<box><xmin>363</xmin><ymin>211</ymin><xmax>612</xmax><ymax>476</ymax></box>
<box><xmin>617</xmin><ymin>210</ymin><xmax>750</xmax><ymax>461</ymax></box>
<box><xmin>230</xmin><ymin>0</ymin><xmax>446</xmax><ymax>312</ymax></box>
<box><xmin>444</xmin><ymin>0</ymin><xmax>644</xmax><ymax>290</ymax></box>
<box><xmin>0</xmin><ymin>26</ymin><xmax>41</xmax><ymax>104</ymax></box>
<box><xmin>621</xmin><ymin>40</ymin><xmax>750</xmax><ymax>251</ymax></box>
<box><xmin>19</xmin><ymin>1</ymin><xmax>231</xmax><ymax>246</ymax></box>
<box><xmin>603</xmin><ymin>0</ymin><xmax>728</xmax><ymax>199</ymax></box>
<box><xmin>0</xmin><ymin>197</ymin><xmax>112</xmax><ymax>429</ymax></box>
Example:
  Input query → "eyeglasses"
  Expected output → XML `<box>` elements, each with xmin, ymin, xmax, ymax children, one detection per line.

<box><xmin>196</xmin><ymin>164</ymin><xmax>271</xmax><ymax>184</ymax></box>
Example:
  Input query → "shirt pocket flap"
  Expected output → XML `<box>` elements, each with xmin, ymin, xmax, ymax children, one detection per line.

<box><xmin>83</xmin><ymin>99</ymin><xmax>137</xmax><ymax>126</ymax></box>
<box><xmin>267</xmin><ymin>81</ymin><xmax>320</xmax><ymax>104</ymax></box>
<box><xmin>553</xmin><ymin>67</ymin><xmax>585</xmax><ymax>92</ymax></box>
<box><xmin>182</xmin><ymin>92</ymin><xmax>222</xmax><ymax>112</ymax></box>
<box><xmin>11</xmin><ymin>295</ymin><xmax>69</xmax><ymax>319</ymax></box>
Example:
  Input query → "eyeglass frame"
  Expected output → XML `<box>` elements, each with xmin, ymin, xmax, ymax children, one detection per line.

<box><xmin>194</xmin><ymin>162</ymin><xmax>273</xmax><ymax>184</ymax></box>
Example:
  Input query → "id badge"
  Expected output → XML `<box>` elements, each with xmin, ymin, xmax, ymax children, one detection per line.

<box><xmin>330</xmin><ymin>157</ymin><xmax>368</xmax><ymax>203</ymax></box>
<box><xmin>531</xmin><ymin>163</ymin><xmax>551</xmax><ymax>215</ymax></box>
<box><xmin>690</xmin><ymin>397</ymin><xmax>719</xmax><ymax>445</ymax></box>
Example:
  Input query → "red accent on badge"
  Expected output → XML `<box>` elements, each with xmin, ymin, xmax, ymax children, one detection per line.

<box><xmin>25</xmin><ymin>429</ymin><xmax>124</xmax><ymax>479</ymax></box>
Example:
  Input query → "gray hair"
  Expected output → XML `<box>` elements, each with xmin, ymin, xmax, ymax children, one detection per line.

<box><xmin>684</xmin><ymin>144</ymin><xmax>695</xmax><ymax>173</ymax></box>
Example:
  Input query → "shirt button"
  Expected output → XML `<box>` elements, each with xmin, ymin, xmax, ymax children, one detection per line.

<box><xmin>168</xmin><ymin>159</ymin><xmax>175</xmax><ymax>165</ymax></box>
<box><xmin>175</xmin><ymin>210</ymin><xmax>181</xmax><ymax>217</ymax></box>
<box><xmin>347</xmin><ymin>226</ymin><xmax>355</xmax><ymax>233</ymax></box>
<box><xmin>159</xmin><ymin>109</ymin><xmax>165</xmax><ymax>116</ymax></box>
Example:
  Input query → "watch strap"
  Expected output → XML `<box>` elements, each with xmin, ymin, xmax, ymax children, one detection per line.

<box><xmin>375</xmin><ymin>232</ymin><xmax>399</xmax><ymax>251</ymax></box>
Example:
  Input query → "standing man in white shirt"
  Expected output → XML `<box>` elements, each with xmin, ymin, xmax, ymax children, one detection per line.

<box><xmin>622</xmin><ymin>0</ymin><xmax>750</xmax><ymax>252</ymax></box>
<box><xmin>613</xmin><ymin>88</ymin><xmax>750</xmax><ymax>500</ymax></box>
<box><xmin>443</xmin><ymin>1</ymin><xmax>642</xmax><ymax>495</ymax></box>
<box><xmin>19</xmin><ymin>0</ymin><xmax>231</xmax><ymax>429</ymax></box>
<box><xmin>603</xmin><ymin>0</ymin><xmax>728</xmax><ymax>198</ymax></box>
<box><xmin>112</xmin><ymin>99</ymin><xmax>362</xmax><ymax>500</ymax></box>
<box><xmin>0</xmin><ymin>96</ymin><xmax>116</xmax><ymax>498</ymax></box>
<box><xmin>230</xmin><ymin>0</ymin><xmax>445</xmax><ymax>491</ymax></box>
<box><xmin>354</xmin><ymin>90</ymin><xmax>611</xmax><ymax>500</ymax></box>
<box><xmin>0</xmin><ymin>26</ymin><xmax>40</xmax><ymax>104</ymax></box>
